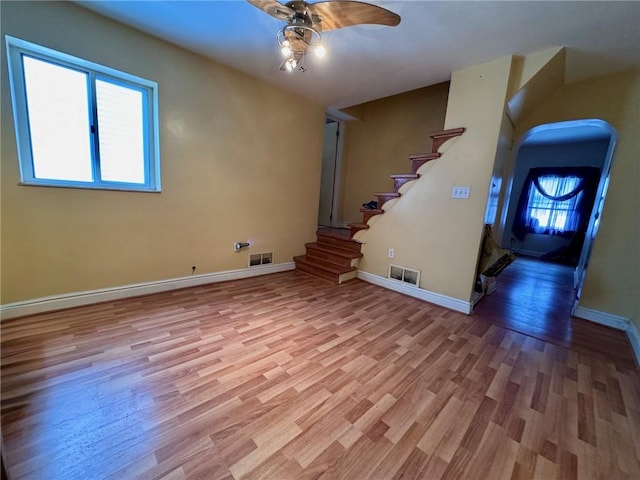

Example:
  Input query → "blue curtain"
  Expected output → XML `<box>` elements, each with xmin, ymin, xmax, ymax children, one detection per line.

<box><xmin>513</xmin><ymin>167</ymin><xmax>600</xmax><ymax>241</ymax></box>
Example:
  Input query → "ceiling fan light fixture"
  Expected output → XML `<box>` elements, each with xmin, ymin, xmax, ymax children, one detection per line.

<box><xmin>248</xmin><ymin>0</ymin><xmax>401</xmax><ymax>72</ymax></box>
<box><xmin>281</xmin><ymin>40</ymin><xmax>291</xmax><ymax>56</ymax></box>
<box><xmin>277</xmin><ymin>24</ymin><xmax>322</xmax><ymax>48</ymax></box>
<box><xmin>284</xmin><ymin>57</ymin><xmax>297</xmax><ymax>71</ymax></box>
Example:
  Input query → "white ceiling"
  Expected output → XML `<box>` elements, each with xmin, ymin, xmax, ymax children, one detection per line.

<box><xmin>77</xmin><ymin>1</ymin><xmax>640</xmax><ymax>111</ymax></box>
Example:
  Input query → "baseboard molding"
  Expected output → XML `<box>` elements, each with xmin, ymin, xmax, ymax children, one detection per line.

<box><xmin>573</xmin><ymin>304</ymin><xmax>640</xmax><ymax>366</ymax></box>
<box><xmin>625</xmin><ymin>320</ymin><xmax>640</xmax><ymax>368</ymax></box>
<box><xmin>357</xmin><ymin>270</ymin><xmax>472</xmax><ymax>314</ymax></box>
<box><xmin>572</xmin><ymin>305</ymin><xmax>630</xmax><ymax>331</ymax></box>
<box><xmin>0</xmin><ymin>262</ymin><xmax>296</xmax><ymax>321</ymax></box>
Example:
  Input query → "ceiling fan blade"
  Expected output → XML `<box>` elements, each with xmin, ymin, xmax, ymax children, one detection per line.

<box><xmin>247</xmin><ymin>0</ymin><xmax>295</xmax><ymax>21</ymax></box>
<box><xmin>307</xmin><ymin>1</ymin><xmax>400</xmax><ymax>31</ymax></box>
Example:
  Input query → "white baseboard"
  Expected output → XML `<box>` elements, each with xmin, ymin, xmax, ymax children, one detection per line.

<box><xmin>625</xmin><ymin>320</ymin><xmax>640</xmax><ymax>367</ymax></box>
<box><xmin>573</xmin><ymin>304</ymin><xmax>640</xmax><ymax>366</ymax></box>
<box><xmin>572</xmin><ymin>305</ymin><xmax>630</xmax><ymax>331</ymax></box>
<box><xmin>356</xmin><ymin>270</ymin><xmax>472</xmax><ymax>314</ymax></box>
<box><xmin>0</xmin><ymin>262</ymin><xmax>295</xmax><ymax>321</ymax></box>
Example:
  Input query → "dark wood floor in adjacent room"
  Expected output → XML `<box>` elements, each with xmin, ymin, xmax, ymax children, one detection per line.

<box><xmin>1</xmin><ymin>268</ymin><xmax>639</xmax><ymax>479</ymax></box>
<box><xmin>473</xmin><ymin>256</ymin><xmax>637</xmax><ymax>369</ymax></box>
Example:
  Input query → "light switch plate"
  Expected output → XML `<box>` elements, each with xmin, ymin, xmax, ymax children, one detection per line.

<box><xmin>451</xmin><ymin>186</ymin><xmax>471</xmax><ymax>199</ymax></box>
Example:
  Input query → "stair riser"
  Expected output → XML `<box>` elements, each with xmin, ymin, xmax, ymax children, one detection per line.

<box><xmin>362</xmin><ymin>210</ymin><xmax>382</xmax><ymax>223</ymax></box>
<box><xmin>350</xmin><ymin>225</ymin><xmax>369</xmax><ymax>237</ymax></box>
<box><xmin>305</xmin><ymin>243</ymin><xmax>362</xmax><ymax>259</ymax></box>
<box><xmin>393</xmin><ymin>177</ymin><xmax>415</xmax><ymax>192</ymax></box>
<box><xmin>430</xmin><ymin>127</ymin><xmax>466</xmax><ymax>153</ymax></box>
<box><xmin>375</xmin><ymin>194</ymin><xmax>400</xmax><ymax>209</ymax></box>
<box><xmin>411</xmin><ymin>159</ymin><xmax>432</xmax><ymax>174</ymax></box>
<box><xmin>306</xmin><ymin>250</ymin><xmax>357</xmax><ymax>268</ymax></box>
<box><xmin>409</xmin><ymin>153</ymin><xmax>440</xmax><ymax>174</ymax></box>
<box><xmin>295</xmin><ymin>261</ymin><xmax>340</xmax><ymax>283</ymax></box>
<box><xmin>316</xmin><ymin>235</ymin><xmax>362</xmax><ymax>253</ymax></box>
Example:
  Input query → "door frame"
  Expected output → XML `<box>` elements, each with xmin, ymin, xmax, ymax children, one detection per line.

<box><xmin>494</xmin><ymin>119</ymin><xmax>617</xmax><ymax>311</ymax></box>
<box><xmin>319</xmin><ymin>116</ymin><xmax>345</xmax><ymax>228</ymax></box>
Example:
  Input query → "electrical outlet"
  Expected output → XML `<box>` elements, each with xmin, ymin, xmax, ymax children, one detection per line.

<box><xmin>388</xmin><ymin>248</ymin><xmax>395</xmax><ymax>259</ymax></box>
<box><xmin>451</xmin><ymin>186</ymin><xmax>471</xmax><ymax>199</ymax></box>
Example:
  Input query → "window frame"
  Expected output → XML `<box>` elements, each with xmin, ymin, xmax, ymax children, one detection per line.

<box><xmin>5</xmin><ymin>35</ymin><xmax>161</xmax><ymax>192</ymax></box>
<box><xmin>524</xmin><ymin>175</ymin><xmax>583</xmax><ymax>235</ymax></box>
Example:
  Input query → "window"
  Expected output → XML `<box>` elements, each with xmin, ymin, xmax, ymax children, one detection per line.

<box><xmin>5</xmin><ymin>36</ymin><xmax>160</xmax><ymax>191</ymax></box>
<box><xmin>512</xmin><ymin>167</ymin><xmax>601</xmax><ymax>241</ymax></box>
<box><xmin>524</xmin><ymin>175</ymin><xmax>583</xmax><ymax>234</ymax></box>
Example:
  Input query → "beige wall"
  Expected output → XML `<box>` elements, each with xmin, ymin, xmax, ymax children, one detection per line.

<box><xmin>0</xmin><ymin>2</ymin><xmax>325</xmax><ymax>304</ymax></box>
<box><xmin>339</xmin><ymin>83</ymin><xmax>449</xmax><ymax>224</ymax></box>
<box><xmin>514</xmin><ymin>70</ymin><xmax>640</xmax><ymax>328</ymax></box>
<box><xmin>356</xmin><ymin>56</ymin><xmax>514</xmax><ymax>302</ymax></box>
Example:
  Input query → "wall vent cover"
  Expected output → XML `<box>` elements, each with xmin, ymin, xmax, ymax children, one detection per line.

<box><xmin>388</xmin><ymin>264</ymin><xmax>420</xmax><ymax>286</ymax></box>
<box><xmin>249</xmin><ymin>252</ymin><xmax>273</xmax><ymax>267</ymax></box>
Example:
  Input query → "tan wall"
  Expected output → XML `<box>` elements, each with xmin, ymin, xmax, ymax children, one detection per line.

<box><xmin>339</xmin><ymin>83</ymin><xmax>449</xmax><ymax>224</ymax></box>
<box><xmin>356</xmin><ymin>56</ymin><xmax>514</xmax><ymax>302</ymax></box>
<box><xmin>514</xmin><ymin>70</ymin><xmax>640</xmax><ymax>327</ymax></box>
<box><xmin>0</xmin><ymin>2</ymin><xmax>325</xmax><ymax>304</ymax></box>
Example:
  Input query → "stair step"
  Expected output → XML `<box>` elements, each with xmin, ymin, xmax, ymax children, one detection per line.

<box><xmin>429</xmin><ymin>127</ymin><xmax>466</xmax><ymax>152</ymax></box>
<box><xmin>409</xmin><ymin>152</ymin><xmax>441</xmax><ymax>174</ymax></box>
<box><xmin>359</xmin><ymin>207</ymin><xmax>384</xmax><ymax>223</ymax></box>
<box><xmin>374</xmin><ymin>192</ymin><xmax>401</xmax><ymax>208</ymax></box>
<box><xmin>349</xmin><ymin>223</ymin><xmax>369</xmax><ymax>237</ymax></box>
<box><xmin>305</xmin><ymin>242</ymin><xmax>362</xmax><ymax>259</ymax></box>
<box><xmin>294</xmin><ymin>255</ymin><xmax>357</xmax><ymax>284</ymax></box>
<box><xmin>316</xmin><ymin>230</ymin><xmax>362</xmax><ymax>252</ymax></box>
<box><xmin>305</xmin><ymin>243</ymin><xmax>362</xmax><ymax>268</ymax></box>
<box><xmin>390</xmin><ymin>173</ymin><xmax>420</xmax><ymax>192</ymax></box>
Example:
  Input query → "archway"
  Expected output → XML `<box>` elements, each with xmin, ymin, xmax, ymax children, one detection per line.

<box><xmin>477</xmin><ymin>119</ymin><xmax>616</xmax><ymax>340</ymax></box>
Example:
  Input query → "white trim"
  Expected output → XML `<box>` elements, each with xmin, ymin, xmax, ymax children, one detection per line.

<box><xmin>0</xmin><ymin>262</ymin><xmax>295</xmax><ymax>321</ymax></box>
<box><xmin>357</xmin><ymin>270</ymin><xmax>472</xmax><ymax>314</ymax></box>
<box><xmin>626</xmin><ymin>321</ymin><xmax>640</xmax><ymax>368</ymax></box>
<box><xmin>5</xmin><ymin>35</ymin><xmax>161</xmax><ymax>192</ymax></box>
<box><xmin>572</xmin><ymin>305</ymin><xmax>630</xmax><ymax>331</ymax></box>
<box><xmin>573</xmin><ymin>304</ymin><xmax>640</xmax><ymax>366</ymax></box>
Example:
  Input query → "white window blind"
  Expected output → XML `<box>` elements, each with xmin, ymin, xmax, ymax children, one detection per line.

<box><xmin>6</xmin><ymin>36</ymin><xmax>160</xmax><ymax>192</ymax></box>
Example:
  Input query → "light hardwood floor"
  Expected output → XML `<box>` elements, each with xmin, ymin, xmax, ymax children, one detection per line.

<box><xmin>1</xmin><ymin>271</ymin><xmax>639</xmax><ymax>479</ymax></box>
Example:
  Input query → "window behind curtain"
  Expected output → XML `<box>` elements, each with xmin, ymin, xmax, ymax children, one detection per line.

<box><xmin>525</xmin><ymin>176</ymin><xmax>583</xmax><ymax>234</ymax></box>
<box><xmin>512</xmin><ymin>166</ymin><xmax>601</xmax><ymax>241</ymax></box>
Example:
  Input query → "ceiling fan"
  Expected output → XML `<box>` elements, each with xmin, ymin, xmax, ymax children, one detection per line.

<box><xmin>247</xmin><ymin>0</ymin><xmax>401</xmax><ymax>72</ymax></box>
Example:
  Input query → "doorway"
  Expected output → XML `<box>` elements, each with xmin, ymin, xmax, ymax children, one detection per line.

<box><xmin>317</xmin><ymin>118</ymin><xmax>344</xmax><ymax>227</ymax></box>
<box><xmin>483</xmin><ymin>119</ymin><xmax>616</xmax><ymax>332</ymax></box>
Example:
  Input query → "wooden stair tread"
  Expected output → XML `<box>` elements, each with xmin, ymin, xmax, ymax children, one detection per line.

<box><xmin>429</xmin><ymin>128</ymin><xmax>466</xmax><ymax>152</ymax></box>
<box><xmin>348</xmin><ymin>223</ymin><xmax>369</xmax><ymax>229</ymax></box>
<box><xmin>305</xmin><ymin>242</ymin><xmax>363</xmax><ymax>259</ymax></box>
<box><xmin>316</xmin><ymin>228</ymin><xmax>352</xmax><ymax>239</ymax></box>
<box><xmin>390</xmin><ymin>174</ymin><xmax>419</xmax><ymax>179</ymax></box>
<box><xmin>429</xmin><ymin>127</ymin><xmax>466</xmax><ymax>139</ymax></box>
<box><xmin>359</xmin><ymin>208</ymin><xmax>384</xmax><ymax>214</ymax></box>
<box><xmin>409</xmin><ymin>152</ymin><xmax>441</xmax><ymax>160</ymax></box>
<box><xmin>293</xmin><ymin>255</ymin><xmax>357</xmax><ymax>275</ymax></box>
<box><xmin>316</xmin><ymin>230</ymin><xmax>361</xmax><ymax>243</ymax></box>
<box><xmin>374</xmin><ymin>192</ymin><xmax>401</xmax><ymax>197</ymax></box>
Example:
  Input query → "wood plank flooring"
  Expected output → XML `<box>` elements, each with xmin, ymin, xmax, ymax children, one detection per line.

<box><xmin>473</xmin><ymin>256</ymin><xmax>637</xmax><ymax>369</ymax></box>
<box><xmin>1</xmin><ymin>271</ymin><xmax>639</xmax><ymax>479</ymax></box>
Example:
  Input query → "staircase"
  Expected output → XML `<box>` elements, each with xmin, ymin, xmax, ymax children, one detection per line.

<box><xmin>349</xmin><ymin>127</ymin><xmax>465</xmax><ymax>237</ymax></box>
<box><xmin>295</xmin><ymin>127</ymin><xmax>465</xmax><ymax>284</ymax></box>
<box><xmin>294</xmin><ymin>228</ymin><xmax>362</xmax><ymax>284</ymax></box>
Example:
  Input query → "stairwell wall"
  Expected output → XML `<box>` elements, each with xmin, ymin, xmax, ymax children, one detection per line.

<box><xmin>338</xmin><ymin>83</ymin><xmax>449</xmax><ymax>224</ymax></box>
<box><xmin>356</xmin><ymin>56</ymin><xmax>515</xmax><ymax>303</ymax></box>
